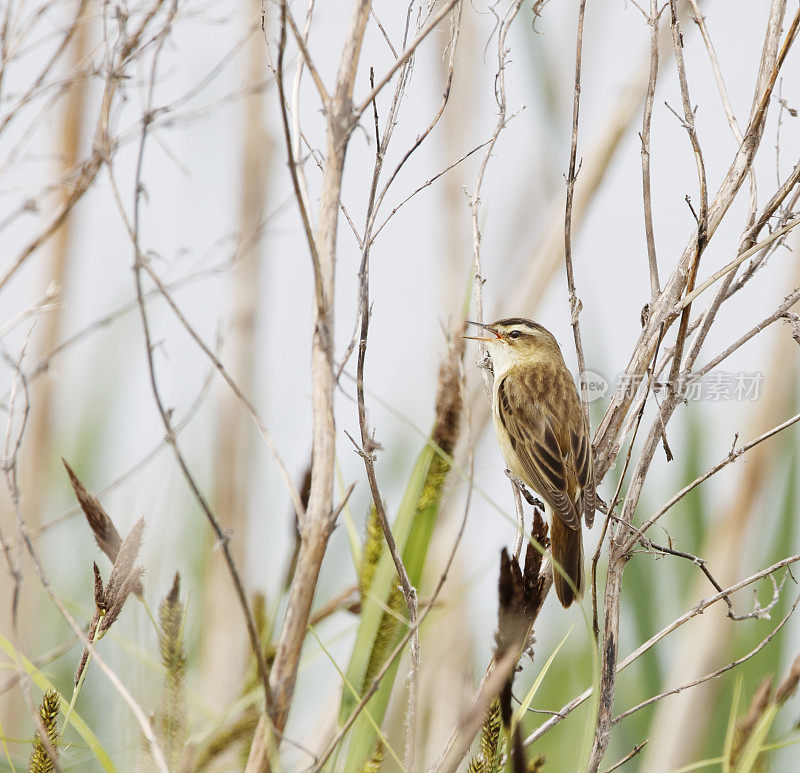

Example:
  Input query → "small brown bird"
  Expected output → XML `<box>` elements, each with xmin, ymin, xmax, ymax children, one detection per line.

<box><xmin>466</xmin><ymin>318</ymin><xmax>595</xmax><ymax>607</ymax></box>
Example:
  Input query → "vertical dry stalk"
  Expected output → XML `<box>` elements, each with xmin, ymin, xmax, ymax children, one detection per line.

<box><xmin>349</xmin><ymin>8</ymin><xmax>465</xmax><ymax>761</ymax></box>
<box><xmin>202</xmin><ymin>0</ymin><xmax>272</xmax><ymax>707</ymax></box>
<box><xmin>256</xmin><ymin>2</ymin><xmax>373</xmax><ymax>758</ymax></box>
<box><xmin>641</xmin><ymin>0</ymin><xmax>661</xmax><ymax>301</ymax></box>
<box><xmin>23</xmin><ymin>0</ymin><xmax>91</xmax><ymax>528</ymax></box>
<box><xmin>664</xmin><ymin>0</ymin><xmax>708</xmax><ymax>396</ymax></box>
<box><xmin>563</xmin><ymin>0</ymin><xmax>589</xmax><ymax>408</ymax></box>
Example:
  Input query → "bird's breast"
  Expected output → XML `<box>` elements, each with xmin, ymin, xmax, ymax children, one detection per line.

<box><xmin>491</xmin><ymin>391</ymin><xmax>529</xmax><ymax>484</ymax></box>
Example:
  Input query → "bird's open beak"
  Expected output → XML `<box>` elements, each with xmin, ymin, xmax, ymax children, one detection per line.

<box><xmin>463</xmin><ymin>320</ymin><xmax>501</xmax><ymax>341</ymax></box>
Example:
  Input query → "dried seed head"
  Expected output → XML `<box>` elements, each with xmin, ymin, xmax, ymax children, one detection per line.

<box><xmin>776</xmin><ymin>653</ymin><xmax>800</xmax><ymax>705</ymax></box>
<box><xmin>64</xmin><ymin>459</ymin><xmax>143</xmax><ymax>597</ymax></box>
<box><xmin>495</xmin><ymin>548</ymin><xmax>529</xmax><ymax>659</ymax></box>
<box><xmin>76</xmin><ymin>520</ymin><xmax>146</xmax><ymax>683</ymax></box>
<box><xmin>432</xmin><ymin>330</ymin><xmax>465</xmax><ymax>456</ymax></box>
<box><xmin>93</xmin><ymin>563</ymin><xmax>106</xmax><ymax>613</ymax></box>
<box><xmin>730</xmin><ymin>677</ymin><xmax>773</xmax><ymax>765</ymax></box>
<box><xmin>63</xmin><ymin>459</ymin><xmax>122</xmax><ymax>560</ymax></box>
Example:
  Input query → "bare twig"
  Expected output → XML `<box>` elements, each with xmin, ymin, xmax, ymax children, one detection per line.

<box><xmin>674</xmin><ymin>215</ymin><xmax>800</xmax><ymax>312</ymax></box>
<box><xmin>693</xmin><ymin>286</ymin><xmax>800</xmax><ymax>378</ymax></box>
<box><xmin>603</xmin><ymin>740</ymin><xmax>649</xmax><ymax>773</ymax></box>
<box><xmin>470</xmin><ymin>0</ymin><xmax>525</xmax><ymax>396</ymax></box>
<box><xmin>663</xmin><ymin>0</ymin><xmax>709</xmax><ymax>398</ymax></box>
<box><xmin>630</xmin><ymin>409</ymin><xmax>800</xmax><ymax>546</ymax></box>
<box><xmin>138</xmin><ymin>261</ymin><xmax>305</xmax><ymax>519</ymax></box>
<box><xmin>640</xmin><ymin>0</ymin><xmax>661</xmax><ymax>301</ymax></box>
<box><xmin>564</xmin><ymin>0</ymin><xmax>590</xmax><ymax>408</ymax></box>
<box><xmin>283</xmin><ymin>3</ymin><xmax>329</xmax><ymax>106</ymax></box>
<box><xmin>355</xmin><ymin>0</ymin><xmax>459</xmax><ymax>116</ymax></box>
<box><xmin>523</xmin><ymin>554</ymin><xmax>800</xmax><ymax>748</ymax></box>
<box><xmin>611</xmin><ymin>593</ymin><xmax>800</xmax><ymax>725</ymax></box>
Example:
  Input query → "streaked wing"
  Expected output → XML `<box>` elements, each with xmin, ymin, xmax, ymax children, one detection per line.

<box><xmin>571</xmin><ymin>418</ymin><xmax>596</xmax><ymax>526</ymax></box>
<box><xmin>496</xmin><ymin>375</ymin><xmax>580</xmax><ymax>530</ymax></box>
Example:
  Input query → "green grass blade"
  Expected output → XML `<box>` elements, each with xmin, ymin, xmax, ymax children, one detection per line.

<box><xmin>338</xmin><ymin>437</ymin><xmax>453</xmax><ymax>769</ymax></box>
<box><xmin>733</xmin><ymin>705</ymin><xmax>779</xmax><ymax>773</ymax></box>
<box><xmin>722</xmin><ymin>675</ymin><xmax>743</xmax><ymax>773</ymax></box>
<box><xmin>308</xmin><ymin>626</ymin><xmax>404</xmax><ymax>771</ymax></box>
<box><xmin>339</xmin><ymin>447</ymin><xmax>434</xmax><ymax>718</ymax></box>
<box><xmin>513</xmin><ymin>624</ymin><xmax>574</xmax><ymax>729</ymax></box>
<box><xmin>0</xmin><ymin>633</ymin><xmax>115</xmax><ymax>772</ymax></box>
<box><xmin>672</xmin><ymin>756</ymin><xmax>727</xmax><ymax>772</ymax></box>
<box><xmin>0</xmin><ymin>712</ymin><xmax>17</xmax><ymax>772</ymax></box>
<box><xmin>755</xmin><ymin>733</ymin><xmax>800</xmax><ymax>752</ymax></box>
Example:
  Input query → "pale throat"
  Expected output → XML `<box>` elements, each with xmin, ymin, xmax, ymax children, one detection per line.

<box><xmin>486</xmin><ymin>341</ymin><xmax>523</xmax><ymax>384</ymax></box>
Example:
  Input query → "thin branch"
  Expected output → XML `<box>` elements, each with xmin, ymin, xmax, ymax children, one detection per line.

<box><xmin>675</xmin><ymin>214</ymin><xmax>800</xmax><ymax>312</ymax></box>
<box><xmin>611</xmin><ymin>593</ymin><xmax>800</xmax><ymax>725</ymax></box>
<box><xmin>470</xmin><ymin>0</ymin><xmax>525</xmax><ymax>396</ymax></box>
<box><xmin>693</xmin><ymin>286</ymin><xmax>800</xmax><ymax>378</ymax></box>
<box><xmin>564</xmin><ymin>0</ymin><xmax>590</xmax><ymax>408</ymax></box>
<box><xmin>603</xmin><ymin>740</ymin><xmax>649</xmax><ymax>773</ymax></box>
<box><xmin>664</xmin><ymin>0</ymin><xmax>708</xmax><ymax>400</ymax></box>
<box><xmin>284</xmin><ymin>3</ymin><xmax>329</xmax><ymax>106</ymax></box>
<box><xmin>276</xmin><ymin>1</ymin><xmax>324</xmax><ymax>312</ymax></box>
<box><xmin>355</xmin><ymin>0</ymin><xmax>459</xmax><ymax>116</ymax></box>
<box><xmin>123</xmin><ymin>0</ymin><xmax>274</xmax><ymax>718</ymax></box>
<box><xmin>523</xmin><ymin>554</ymin><xmax>800</xmax><ymax>748</ymax></box>
<box><xmin>640</xmin><ymin>0</ymin><xmax>661</xmax><ymax>301</ymax></box>
<box><xmin>630</xmin><ymin>409</ymin><xmax>800</xmax><ymax>547</ymax></box>
<box><xmin>139</xmin><ymin>260</ymin><xmax>305</xmax><ymax>520</ymax></box>
<box><xmin>687</xmin><ymin>0</ymin><xmax>759</xmax><ymax>223</ymax></box>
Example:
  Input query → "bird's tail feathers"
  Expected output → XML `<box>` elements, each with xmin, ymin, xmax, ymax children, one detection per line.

<box><xmin>551</xmin><ymin>516</ymin><xmax>583</xmax><ymax>608</ymax></box>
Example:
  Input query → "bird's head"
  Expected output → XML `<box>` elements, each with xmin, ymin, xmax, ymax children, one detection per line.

<box><xmin>464</xmin><ymin>318</ymin><xmax>563</xmax><ymax>377</ymax></box>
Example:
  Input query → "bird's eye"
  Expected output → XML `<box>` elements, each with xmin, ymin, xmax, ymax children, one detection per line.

<box><xmin>508</xmin><ymin>330</ymin><xmax>521</xmax><ymax>340</ymax></box>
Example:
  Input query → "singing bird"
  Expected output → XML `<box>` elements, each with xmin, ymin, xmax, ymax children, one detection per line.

<box><xmin>467</xmin><ymin>318</ymin><xmax>595</xmax><ymax>607</ymax></box>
